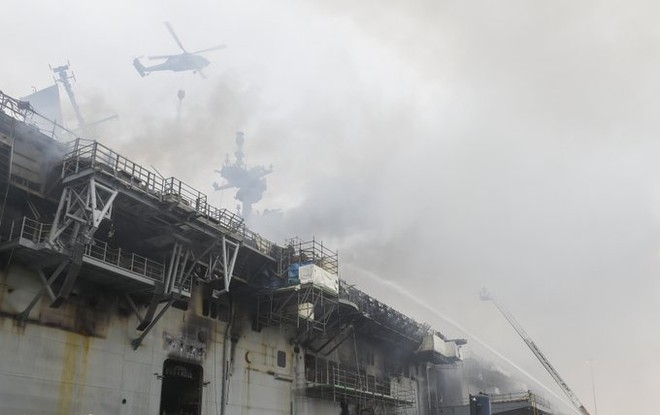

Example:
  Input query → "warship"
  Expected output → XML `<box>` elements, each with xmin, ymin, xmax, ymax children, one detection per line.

<box><xmin>0</xmin><ymin>88</ymin><xmax>558</xmax><ymax>415</ymax></box>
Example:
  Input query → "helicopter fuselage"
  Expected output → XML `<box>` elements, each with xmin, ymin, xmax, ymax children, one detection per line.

<box><xmin>142</xmin><ymin>54</ymin><xmax>210</xmax><ymax>73</ymax></box>
<box><xmin>134</xmin><ymin>22</ymin><xmax>222</xmax><ymax>77</ymax></box>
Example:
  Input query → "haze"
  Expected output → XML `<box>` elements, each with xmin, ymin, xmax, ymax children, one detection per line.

<box><xmin>3</xmin><ymin>1</ymin><xmax>658</xmax><ymax>413</ymax></box>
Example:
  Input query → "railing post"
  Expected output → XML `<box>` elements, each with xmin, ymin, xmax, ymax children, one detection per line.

<box><xmin>117</xmin><ymin>247</ymin><xmax>121</xmax><ymax>266</ymax></box>
<box><xmin>90</xmin><ymin>142</ymin><xmax>97</xmax><ymax>168</ymax></box>
<box><xmin>131</xmin><ymin>253</ymin><xmax>135</xmax><ymax>272</ymax></box>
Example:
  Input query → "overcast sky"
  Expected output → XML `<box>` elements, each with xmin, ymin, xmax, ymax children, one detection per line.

<box><xmin>3</xmin><ymin>1</ymin><xmax>659</xmax><ymax>413</ymax></box>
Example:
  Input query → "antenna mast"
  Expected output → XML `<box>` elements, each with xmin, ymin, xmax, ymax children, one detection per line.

<box><xmin>51</xmin><ymin>62</ymin><xmax>86</xmax><ymax>134</ymax></box>
<box><xmin>213</xmin><ymin>132</ymin><xmax>272</xmax><ymax>223</ymax></box>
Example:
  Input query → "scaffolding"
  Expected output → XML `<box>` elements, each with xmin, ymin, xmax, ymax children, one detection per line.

<box><xmin>257</xmin><ymin>238</ymin><xmax>340</xmax><ymax>337</ymax></box>
<box><xmin>280</xmin><ymin>237</ymin><xmax>338</xmax><ymax>275</ymax></box>
<box><xmin>490</xmin><ymin>391</ymin><xmax>554</xmax><ymax>415</ymax></box>
<box><xmin>257</xmin><ymin>283</ymin><xmax>338</xmax><ymax>335</ymax></box>
<box><xmin>257</xmin><ymin>237</ymin><xmax>433</xmax><ymax>351</ymax></box>
<box><xmin>0</xmin><ymin>91</ymin><xmax>36</xmax><ymax>126</ymax></box>
<box><xmin>305</xmin><ymin>363</ymin><xmax>416</xmax><ymax>414</ymax></box>
<box><xmin>0</xmin><ymin>89</ymin><xmax>73</xmax><ymax>141</ymax></box>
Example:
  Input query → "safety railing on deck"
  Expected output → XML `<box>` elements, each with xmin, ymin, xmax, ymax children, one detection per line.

<box><xmin>491</xmin><ymin>391</ymin><xmax>552</xmax><ymax>410</ymax></box>
<box><xmin>85</xmin><ymin>239</ymin><xmax>165</xmax><ymax>281</ymax></box>
<box><xmin>282</xmin><ymin>237</ymin><xmax>339</xmax><ymax>275</ymax></box>
<box><xmin>6</xmin><ymin>215</ymin><xmax>50</xmax><ymax>244</ymax></box>
<box><xmin>3</xmin><ymin>216</ymin><xmax>166</xmax><ymax>284</ymax></box>
<box><xmin>60</xmin><ymin>139</ymin><xmax>275</xmax><ymax>255</ymax></box>
<box><xmin>0</xmin><ymin>90</ymin><xmax>75</xmax><ymax>141</ymax></box>
<box><xmin>340</xmin><ymin>282</ymin><xmax>431</xmax><ymax>344</ymax></box>
<box><xmin>327</xmin><ymin>367</ymin><xmax>415</xmax><ymax>407</ymax></box>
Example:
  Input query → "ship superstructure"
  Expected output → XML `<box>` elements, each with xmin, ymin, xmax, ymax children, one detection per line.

<box><xmin>0</xmin><ymin>89</ymin><xmax>551</xmax><ymax>415</ymax></box>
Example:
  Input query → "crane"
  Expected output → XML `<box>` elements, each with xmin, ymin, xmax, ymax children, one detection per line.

<box><xmin>480</xmin><ymin>288</ymin><xmax>590</xmax><ymax>415</ymax></box>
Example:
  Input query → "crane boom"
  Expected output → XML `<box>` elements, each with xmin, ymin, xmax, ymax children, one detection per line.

<box><xmin>480</xmin><ymin>288</ymin><xmax>590</xmax><ymax>415</ymax></box>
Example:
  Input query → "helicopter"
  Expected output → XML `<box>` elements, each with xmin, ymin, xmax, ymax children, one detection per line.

<box><xmin>133</xmin><ymin>22</ymin><xmax>225</xmax><ymax>78</ymax></box>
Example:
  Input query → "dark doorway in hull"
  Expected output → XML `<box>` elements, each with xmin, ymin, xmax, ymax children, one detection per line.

<box><xmin>160</xmin><ymin>359</ymin><xmax>203</xmax><ymax>415</ymax></box>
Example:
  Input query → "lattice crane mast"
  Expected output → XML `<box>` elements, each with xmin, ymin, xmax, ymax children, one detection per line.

<box><xmin>480</xmin><ymin>288</ymin><xmax>590</xmax><ymax>415</ymax></box>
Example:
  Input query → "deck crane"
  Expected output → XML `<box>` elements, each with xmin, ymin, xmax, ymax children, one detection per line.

<box><xmin>480</xmin><ymin>288</ymin><xmax>590</xmax><ymax>415</ymax></box>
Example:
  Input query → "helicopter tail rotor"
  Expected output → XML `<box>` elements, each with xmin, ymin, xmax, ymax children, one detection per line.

<box><xmin>133</xmin><ymin>58</ymin><xmax>147</xmax><ymax>77</ymax></box>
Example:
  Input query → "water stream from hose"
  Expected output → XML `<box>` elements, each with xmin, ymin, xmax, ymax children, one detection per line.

<box><xmin>345</xmin><ymin>263</ymin><xmax>580</xmax><ymax>415</ymax></box>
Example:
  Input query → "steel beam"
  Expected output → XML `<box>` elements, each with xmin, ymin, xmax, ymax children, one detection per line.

<box><xmin>17</xmin><ymin>261</ymin><xmax>69</xmax><ymax>324</ymax></box>
<box><xmin>205</xmin><ymin>236</ymin><xmax>240</xmax><ymax>296</ymax></box>
<box><xmin>48</xmin><ymin>176</ymin><xmax>118</xmax><ymax>250</ymax></box>
<box><xmin>131</xmin><ymin>296</ymin><xmax>176</xmax><ymax>350</ymax></box>
<box><xmin>50</xmin><ymin>239</ymin><xmax>84</xmax><ymax>308</ymax></box>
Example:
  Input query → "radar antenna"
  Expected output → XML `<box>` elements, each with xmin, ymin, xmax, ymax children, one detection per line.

<box><xmin>213</xmin><ymin>132</ymin><xmax>272</xmax><ymax>223</ymax></box>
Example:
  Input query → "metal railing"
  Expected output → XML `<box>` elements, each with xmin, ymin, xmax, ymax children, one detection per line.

<box><xmin>491</xmin><ymin>391</ymin><xmax>553</xmax><ymax>410</ymax></box>
<box><xmin>3</xmin><ymin>216</ymin><xmax>166</xmax><ymax>284</ymax></box>
<box><xmin>282</xmin><ymin>237</ymin><xmax>339</xmax><ymax>275</ymax></box>
<box><xmin>1</xmin><ymin>91</ymin><xmax>278</xmax><ymax>258</ymax></box>
<box><xmin>328</xmin><ymin>366</ymin><xmax>416</xmax><ymax>408</ymax></box>
<box><xmin>85</xmin><ymin>239</ymin><xmax>164</xmax><ymax>281</ymax></box>
<box><xmin>6</xmin><ymin>215</ymin><xmax>50</xmax><ymax>245</ymax></box>
<box><xmin>0</xmin><ymin>90</ymin><xmax>76</xmax><ymax>141</ymax></box>
<box><xmin>60</xmin><ymin>140</ymin><xmax>275</xmax><ymax>255</ymax></box>
<box><xmin>340</xmin><ymin>282</ymin><xmax>431</xmax><ymax>344</ymax></box>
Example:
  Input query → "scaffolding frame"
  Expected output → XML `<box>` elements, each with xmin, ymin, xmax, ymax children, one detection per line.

<box><xmin>281</xmin><ymin>237</ymin><xmax>338</xmax><ymax>275</ymax></box>
<box><xmin>257</xmin><ymin>238</ymin><xmax>341</xmax><ymax>338</ymax></box>
<box><xmin>490</xmin><ymin>391</ymin><xmax>554</xmax><ymax>414</ymax></box>
<box><xmin>257</xmin><ymin>283</ymin><xmax>339</xmax><ymax>337</ymax></box>
<box><xmin>0</xmin><ymin>89</ymin><xmax>74</xmax><ymax>141</ymax></box>
<box><xmin>305</xmin><ymin>365</ymin><xmax>416</xmax><ymax>414</ymax></box>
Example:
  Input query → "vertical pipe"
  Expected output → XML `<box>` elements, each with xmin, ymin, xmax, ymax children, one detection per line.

<box><xmin>220</xmin><ymin>296</ymin><xmax>235</xmax><ymax>415</ymax></box>
<box><xmin>163</xmin><ymin>243</ymin><xmax>178</xmax><ymax>290</ymax></box>
<box><xmin>169</xmin><ymin>243</ymin><xmax>183</xmax><ymax>293</ymax></box>
<box><xmin>426</xmin><ymin>364</ymin><xmax>432</xmax><ymax>414</ymax></box>
<box><xmin>49</xmin><ymin>190</ymin><xmax>67</xmax><ymax>243</ymax></box>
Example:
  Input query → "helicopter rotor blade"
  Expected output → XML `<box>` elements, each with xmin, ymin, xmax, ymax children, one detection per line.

<box><xmin>191</xmin><ymin>45</ymin><xmax>226</xmax><ymax>55</ymax></box>
<box><xmin>164</xmin><ymin>21</ymin><xmax>188</xmax><ymax>53</ymax></box>
<box><xmin>148</xmin><ymin>54</ymin><xmax>177</xmax><ymax>60</ymax></box>
<box><xmin>197</xmin><ymin>69</ymin><xmax>208</xmax><ymax>79</ymax></box>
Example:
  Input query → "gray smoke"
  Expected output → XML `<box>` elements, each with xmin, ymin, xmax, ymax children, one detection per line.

<box><xmin>2</xmin><ymin>2</ymin><xmax>657</xmax><ymax>413</ymax></box>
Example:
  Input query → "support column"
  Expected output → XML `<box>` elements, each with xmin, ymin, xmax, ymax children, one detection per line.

<box><xmin>47</xmin><ymin>176</ymin><xmax>118</xmax><ymax>307</ymax></box>
<box><xmin>17</xmin><ymin>261</ymin><xmax>69</xmax><ymax>324</ymax></box>
<box><xmin>48</xmin><ymin>176</ymin><xmax>118</xmax><ymax>249</ymax></box>
<box><xmin>207</xmin><ymin>236</ymin><xmax>240</xmax><ymax>297</ymax></box>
